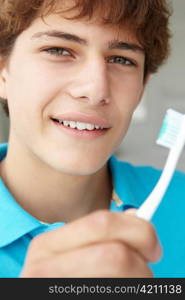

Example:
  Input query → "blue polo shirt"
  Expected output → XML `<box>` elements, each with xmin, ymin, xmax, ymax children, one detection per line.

<box><xmin>0</xmin><ymin>143</ymin><xmax>185</xmax><ymax>278</ymax></box>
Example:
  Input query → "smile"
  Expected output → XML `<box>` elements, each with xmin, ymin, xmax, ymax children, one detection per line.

<box><xmin>50</xmin><ymin>112</ymin><xmax>111</xmax><ymax>139</ymax></box>
<box><xmin>51</xmin><ymin>118</ymin><xmax>110</xmax><ymax>140</ymax></box>
<box><xmin>53</xmin><ymin>119</ymin><xmax>105</xmax><ymax>131</ymax></box>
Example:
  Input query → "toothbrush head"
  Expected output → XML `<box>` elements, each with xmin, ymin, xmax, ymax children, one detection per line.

<box><xmin>156</xmin><ymin>109</ymin><xmax>185</xmax><ymax>149</ymax></box>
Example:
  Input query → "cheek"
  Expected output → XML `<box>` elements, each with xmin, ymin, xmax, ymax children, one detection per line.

<box><xmin>114</xmin><ymin>78</ymin><xmax>143</xmax><ymax>118</ymax></box>
<box><xmin>110</xmin><ymin>78</ymin><xmax>144</xmax><ymax>141</ymax></box>
<box><xmin>5</xmin><ymin>62</ymin><xmax>62</xmax><ymax>117</ymax></box>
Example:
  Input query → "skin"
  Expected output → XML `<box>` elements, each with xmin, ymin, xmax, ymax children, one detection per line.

<box><xmin>21</xmin><ymin>209</ymin><xmax>161</xmax><ymax>277</ymax></box>
<box><xmin>0</xmin><ymin>13</ymin><xmax>146</xmax><ymax>222</ymax></box>
<box><xmin>0</xmin><ymin>5</ymin><xmax>161</xmax><ymax>277</ymax></box>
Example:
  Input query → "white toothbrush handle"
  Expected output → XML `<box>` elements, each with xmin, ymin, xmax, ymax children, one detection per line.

<box><xmin>136</xmin><ymin>119</ymin><xmax>185</xmax><ymax>221</ymax></box>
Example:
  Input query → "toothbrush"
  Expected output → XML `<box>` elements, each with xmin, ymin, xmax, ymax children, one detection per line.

<box><xmin>136</xmin><ymin>108</ymin><xmax>185</xmax><ymax>221</ymax></box>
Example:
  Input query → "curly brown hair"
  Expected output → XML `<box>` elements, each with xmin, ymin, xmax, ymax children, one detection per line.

<box><xmin>0</xmin><ymin>0</ymin><xmax>172</xmax><ymax>116</ymax></box>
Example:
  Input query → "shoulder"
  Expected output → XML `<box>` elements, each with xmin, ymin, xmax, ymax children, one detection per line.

<box><xmin>110</xmin><ymin>155</ymin><xmax>161</xmax><ymax>197</ymax></box>
<box><xmin>109</xmin><ymin>155</ymin><xmax>185</xmax><ymax>205</ymax></box>
<box><xmin>110</xmin><ymin>154</ymin><xmax>185</xmax><ymax>185</ymax></box>
<box><xmin>109</xmin><ymin>154</ymin><xmax>162</xmax><ymax>179</ymax></box>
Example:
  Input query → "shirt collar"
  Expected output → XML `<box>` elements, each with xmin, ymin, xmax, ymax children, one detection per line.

<box><xmin>0</xmin><ymin>143</ymin><xmax>137</xmax><ymax>247</ymax></box>
<box><xmin>0</xmin><ymin>143</ymin><xmax>61</xmax><ymax>247</ymax></box>
<box><xmin>0</xmin><ymin>177</ymin><xmax>43</xmax><ymax>247</ymax></box>
<box><xmin>109</xmin><ymin>155</ymin><xmax>140</xmax><ymax>209</ymax></box>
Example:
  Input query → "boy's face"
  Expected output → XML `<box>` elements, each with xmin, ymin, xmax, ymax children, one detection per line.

<box><xmin>0</xmin><ymin>11</ymin><xmax>146</xmax><ymax>175</ymax></box>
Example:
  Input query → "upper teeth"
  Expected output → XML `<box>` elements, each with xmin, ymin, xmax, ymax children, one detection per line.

<box><xmin>58</xmin><ymin>120</ymin><xmax>104</xmax><ymax>130</ymax></box>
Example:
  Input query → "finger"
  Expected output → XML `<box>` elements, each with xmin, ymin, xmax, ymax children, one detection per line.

<box><xmin>22</xmin><ymin>241</ymin><xmax>153</xmax><ymax>278</ymax></box>
<box><xmin>30</xmin><ymin>210</ymin><xmax>161</xmax><ymax>262</ymax></box>
<box><xmin>124</xmin><ymin>208</ymin><xmax>162</xmax><ymax>262</ymax></box>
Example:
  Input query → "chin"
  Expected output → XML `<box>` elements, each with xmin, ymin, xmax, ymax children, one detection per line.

<box><xmin>38</xmin><ymin>143</ymin><xmax>110</xmax><ymax>176</ymax></box>
<box><xmin>60</xmin><ymin>162</ymin><xmax>105</xmax><ymax>176</ymax></box>
<box><xmin>51</xmin><ymin>155</ymin><xmax>108</xmax><ymax>176</ymax></box>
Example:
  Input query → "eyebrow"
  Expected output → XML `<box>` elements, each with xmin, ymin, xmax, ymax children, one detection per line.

<box><xmin>32</xmin><ymin>30</ymin><xmax>87</xmax><ymax>45</ymax></box>
<box><xmin>108</xmin><ymin>39</ymin><xmax>144</xmax><ymax>53</ymax></box>
<box><xmin>31</xmin><ymin>30</ymin><xmax>144</xmax><ymax>53</ymax></box>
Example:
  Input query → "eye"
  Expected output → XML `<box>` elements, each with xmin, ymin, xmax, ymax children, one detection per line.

<box><xmin>108</xmin><ymin>56</ymin><xmax>135</xmax><ymax>66</ymax></box>
<box><xmin>42</xmin><ymin>47</ymin><xmax>73</xmax><ymax>57</ymax></box>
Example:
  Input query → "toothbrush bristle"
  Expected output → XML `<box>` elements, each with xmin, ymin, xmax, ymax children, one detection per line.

<box><xmin>156</xmin><ymin>109</ymin><xmax>185</xmax><ymax>149</ymax></box>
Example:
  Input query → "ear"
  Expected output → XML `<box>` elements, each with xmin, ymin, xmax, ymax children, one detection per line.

<box><xmin>0</xmin><ymin>57</ymin><xmax>8</xmax><ymax>99</ymax></box>
<box><xmin>139</xmin><ymin>73</ymin><xmax>151</xmax><ymax>100</ymax></box>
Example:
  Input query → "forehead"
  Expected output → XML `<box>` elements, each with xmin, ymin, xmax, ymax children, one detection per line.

<box><xmin>25</xmin><ymin>0</ymin><xmax>139</xmax><ymax>44</ymax></box>
<box><xmin>24</xmin><ymin>13</ymin><xmax>141</xmax><ymax>49</ymax></box>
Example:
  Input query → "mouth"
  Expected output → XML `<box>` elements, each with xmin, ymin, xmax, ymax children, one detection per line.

<box><xmin>50</xmin><ymin>113</ymin><xmax>111</xmax><ymax>139</ymax></box>
<box><xmin>51</xmin><ymin>118</ymin><xmax>107</xmax><ymax>131</ymax></box>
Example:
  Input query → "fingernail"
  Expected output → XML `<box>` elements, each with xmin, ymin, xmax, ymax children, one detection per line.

<box><xmin>124</xmin><ymin>208</ymin><xmax>137</xmax><ymax>215</ymax></box>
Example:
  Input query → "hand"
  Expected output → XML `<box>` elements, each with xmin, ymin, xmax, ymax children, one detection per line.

<box><xmin>21</xmin><ymin>209</ymin><xmax>161</xmax><ymax>277</ymax></box>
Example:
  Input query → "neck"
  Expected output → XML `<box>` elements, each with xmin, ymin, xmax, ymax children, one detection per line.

<box><xmin>0</xmin><ymin>141</ymin><xmax>112</xmax><ymax>223</ymax></box>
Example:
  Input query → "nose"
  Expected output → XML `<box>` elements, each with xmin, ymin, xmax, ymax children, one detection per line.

<box><xmin>67</xmin><ymin>57</ymin><xmax>110</xmax><ymax>105</ymax></box>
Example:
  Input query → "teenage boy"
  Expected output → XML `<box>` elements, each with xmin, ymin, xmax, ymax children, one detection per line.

<box><xmin>0</xmin><ymin>0</ymin><xmax>184</xmax><ymax>278</ymax></box>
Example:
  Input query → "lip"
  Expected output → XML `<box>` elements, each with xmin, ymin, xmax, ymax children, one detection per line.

<box><xmin>51</xmin><ymin>112</ymin><xmax>111</xmax><ymax>128</ymax></box>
